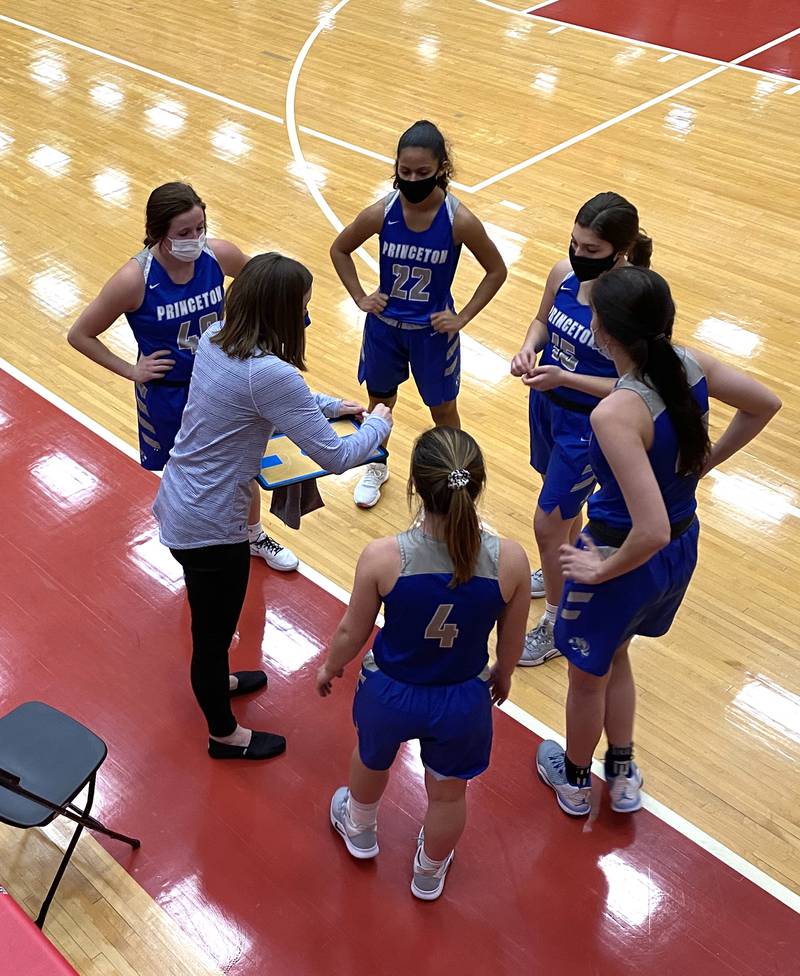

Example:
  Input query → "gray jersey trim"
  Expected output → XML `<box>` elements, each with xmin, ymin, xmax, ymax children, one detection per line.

<box><xmin>616</xmin><ymin>346</ymin><xmax>706</xmax><ymax>424</ymax></box>
<box><xmin>444</xmin><ymin>194</ymin><xmax>460</xmax><ymax>225</ymax></box>
<box><xmin>397</xmin><ymin>527</ymin><xmax>500</xmax><ymax>580</ymax></box>
<box><xmin>384</xmin><ymin>190</ymin><xmax>400</xmax><ymax>216</ymax></box>
<box><xmin>132</xmin><ymin>247</ymin><xmax>153</xmax><ymax>281</ymax></box>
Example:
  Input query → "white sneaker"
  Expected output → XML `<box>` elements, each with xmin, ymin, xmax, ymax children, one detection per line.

<box><xmin>249</xmin><ymin>531</ymin><xmax>299</xmax><ymax>571</ymax></box>
<box><xmin>536</xmin><ymin>740</ymin><xmax>591</xmax><ymax>816</ymax></box>
<box><xmin>518</xmin><ymin>617</ymin><xmax>561</xmax><ymax>667</ymax></box>
<box><xmin>329</xmin><ymin>787</ymin><xmax>379</xmax><ymax>859</ymax></box>
<box><xmin>410</xmin><ymin>829</ymin><xmax>454</xmax><ymax>901</ymax></box>
<box><xmin>354</xmin><ymin>463</ymin><xmax>389</xmax><ymax>509</ymax></box>
<box><xmin>530</xmin><ymin>568</ymin><xmax>545</xmax><ymax>598</ymax></box>
<box><xmin>608</xmin><ymin>763</ymin><xmax>643</xmax><ymax>813</ymax></box>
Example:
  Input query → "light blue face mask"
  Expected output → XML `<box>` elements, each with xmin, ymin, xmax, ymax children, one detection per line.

<box><xmin>591</xmin><ymin>329</ymin><xmax>613</xmax><ymax>360</ymax></box>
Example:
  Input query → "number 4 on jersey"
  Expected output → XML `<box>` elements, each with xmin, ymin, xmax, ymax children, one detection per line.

<box><xmin>425</xmin><ymin>604</ymin><xmax>459</xmax><ymax>649</ymax></box>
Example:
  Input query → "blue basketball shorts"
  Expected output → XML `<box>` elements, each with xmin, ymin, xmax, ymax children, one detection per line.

<box><xmin>352</xmin><ymin>659</ymin><xmax>493</xmax><ymax>780</ymax></box>
<box><xmin>529</xmin><ymin>389</ymin><xmax>596</xmax><ymax>520</ymax></box>
<box><xmin>135</xmin><ymin>381</ymin><xmax>190</xmax><ymax>471</ymax></box>
<box><xmin>358</xmin><ymin>313</ymin><xmax>460</xmax><ymax>407</ymax></box>
<box><xmin>555</xmin><ymin>519</ymin><xmax>700</xmax><ymax>676</ymax></box>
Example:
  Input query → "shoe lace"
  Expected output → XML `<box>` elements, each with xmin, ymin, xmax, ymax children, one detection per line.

<box><xmin>361</xmin><ymin>463</ymin><xmax>385</xmax><ymax>488</ymax></box>
<box><xmin>524</xmin><ymin>619</ymin><xmax>553</xmax><ymax>652</ymax></box>
<box><xmin>253</xmin><ymin>533</ymin><xmax>282</xmax><ymax>555</ymax></box>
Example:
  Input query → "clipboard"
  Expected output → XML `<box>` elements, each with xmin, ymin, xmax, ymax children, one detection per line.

<box><xmin>256</xmin><ymin>417</ymin><xmax>388</xmax><ymax>490</ymax></box>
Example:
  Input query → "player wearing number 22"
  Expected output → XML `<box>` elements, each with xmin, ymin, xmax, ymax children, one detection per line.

<box><xmin>317</xmin><ymin>428</ymin><xmax>530</xmax><ymax>900</ymax></box>
<box><xmin>331</xmin><ymin>120</ymin><xmax>507</xmax><ymax>509</ymax></box>
<box><xmin>511</xmin><ymin>192</ymin><xmax>653</xmax><ymax>665</ymax></box>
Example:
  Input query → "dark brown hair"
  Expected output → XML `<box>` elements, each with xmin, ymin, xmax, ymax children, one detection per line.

<box><xmin>408</xmin><ymin>427</ymin><xmax>486</xmax><ymax>587</ymax></box>
<box><xmin>212</xmin><ymin>253</ymin><xmax>312</xmax><ymax>365</ymax></box>
<box><xmin>592</xmin><ymin>266</ymin><xmax>710</xmax><ymax>476</ymax></box>
<box><xmin>394</xmin><ymin>120</ymin><xmax>455</xmax><ymax>191</ymax></box>
<box><xmin>575</xmin><ymin>191</ymin><xmax>653</xmax><ymax>267</ymax></box>
<box><xmin>143</xmin><ymin>182</ymin><xmax>205</xmax><ymax>246</ymax></box>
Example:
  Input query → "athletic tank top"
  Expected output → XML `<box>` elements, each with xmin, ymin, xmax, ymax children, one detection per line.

<box><xmin>125</xmin><ymin>246</ymin><xmax>225</xmax><ymax>383</ymax></box>
<box><xmin>373</xmin><ymin>528</ymin><xmax>506</xmax><ymax>685</ymax></box>
<box><xmin>377</xmin><ymin>191</ymin><xmax>461</xmax><ymax>328</ymax></box>
<box><xmin>539</xmin><ymin>273</ymin><xmax>618</xmax><ymax>407</ymax></box>
<box><xmin>588</xmin><ymin>348</ymin><xmax>708</xmax><ymax>529</ymax></box>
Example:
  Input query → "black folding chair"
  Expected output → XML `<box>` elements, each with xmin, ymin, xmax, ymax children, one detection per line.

<box><xmin>0</xmin><ymin>701</ymin><xmax>140</xmax><ymax>927</ymax></box>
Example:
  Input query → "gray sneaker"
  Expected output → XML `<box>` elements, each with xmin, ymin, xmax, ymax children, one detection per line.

<box><xmin>530</xmin><ymin>568</ymin><xmax>545</xmax><ymax>598</ymax></box>
<box><xmin>536</xmin><ymin>740</ymin><xmax>591</xmax><ymax>816</ymax></box>
<box><xmin>329</xmin><ymin>787</ymin><xmax>379</xmax><ymax>859</ymax></box>
<box><xmin>608</xmin><ymin>764</ymin><xmax>644</xmax><ymax>813</ymax></box>
<box><xmin>518</xmin><ymin>617</ymin><xmax>561</xmax><ymax>666</ymax></box>
<box><xmin>410</xmin><ymin>829</ymin><xmax>454</xmax><ymax>901</ymax></box>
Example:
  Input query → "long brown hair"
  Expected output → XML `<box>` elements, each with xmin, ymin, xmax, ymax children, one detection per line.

<box><xmin>408</xmin><ymin>427</ymin><xmax>486</xmax><ymax>587</ymax></box>
<box><xmin>143</xmin><ymin>182</ymin><xmax>205</xmax><ymax>246</ymax></box>
<box><xmin>592</xmin><ymin>266</ymin><xmax>710</xmax><ymax>476</ymax></box>
<box><xmin>575</xmin><ymin>191</ymin><xmax>653</xmax><ymax>267</ymax></box>
<box><xmin>212</xmin><ymin>252</ymin><xmax>311</xmax><ymax>365</ymax></box>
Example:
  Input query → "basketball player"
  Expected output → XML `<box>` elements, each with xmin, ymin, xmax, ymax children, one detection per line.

<box><xmin>510</xmin><ymin>193</ymin><xmax>653</xmax><ymax>665</ymax></box>
<box><xmin>535</xmin><ymin>267</ymin><xmax>780</xmax><ymax>815</ymax></box>
<box><xmin>68</xmin><ymin>182</ymin><xmax>297</xmax><ymax>570</ymax></box>
<box><xmin>330</xmin><ymin>120</ymin><xmax>507</xmax><ymax>509</ymax></box>
<box><xmin>317</xmin><ymin>427</ymin><xmax>530</xmax><ymax>899</ymax></box>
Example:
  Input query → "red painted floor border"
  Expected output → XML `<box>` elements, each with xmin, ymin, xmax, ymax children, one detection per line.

<box><xmin>1</xmin><ymin>369</ymin><xmax>798</xmax><ymax>975</ymax></box>
<box><xmin>532</xmin><ymin>0</ymin><xmax>799</xmax><ymax>65</ymax></box>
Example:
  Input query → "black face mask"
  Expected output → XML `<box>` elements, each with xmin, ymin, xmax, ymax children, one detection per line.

<box><xmin>396</xmin><ymin>173</ymin><xmax>439</xmax><ymax>205</ymax></box>
<box><xmin>569</xmin><ymin>244</ymin><xmax>618</xmax><ymax>282</ymax></box>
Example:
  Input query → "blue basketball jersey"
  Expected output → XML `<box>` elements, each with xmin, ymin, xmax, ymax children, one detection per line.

<box><xmin>373</xmin><ymin>528</ymin><xmax>506</xmax><ymax>685</ymax></box>
<box><xmin>378</xmin><ymin>191</ymin><xmax>461</xmax><ymax>326</ymax></box>
<box><xmin>125</xmin><ymin>246</ymin><xmax>225</xmax><ymax>383</ymax></box>
<box><xmin>539</xmin><ymin>273</ymin><xmax>618</xmax><ymax>407</ymax></box>
<box><xmin>588</xmin><ymin>348</ymin><xmax>708</xmax><ymax>528</ymax></box>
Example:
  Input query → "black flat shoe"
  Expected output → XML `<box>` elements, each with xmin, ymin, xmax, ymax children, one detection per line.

<box><xmin>230</xmin><ymin>670</ymin><xmax>268</xmax><ymax>697</ymax></box>
<box><xmin>208</xmin><ymin>731</ymin><xmax>286</xmax><ymax>761</ymax></box>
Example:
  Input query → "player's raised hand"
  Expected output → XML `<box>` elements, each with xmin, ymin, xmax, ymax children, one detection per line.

<box><xmin>510</xmin><ymin>347</ymin><xmax>537</xmax><ymax>376</ymax></box>
<box><xmin>430</xmin><ymin>309</ymin><xmax>465</xmax><ymax>334</ymax></box>
<box><xmin>522</xmin><ymin>365</ymin><xmax>564</xmax><ymax>391</ymax></box>
<box><xmin>357</xmin><ymin>291</ymin><xmax>388</xmax><ymax>314</ymax></box>
<box><xmin>130</xmin><ymin>350</ymin><xmax>176</xmax><ymax>383</ymax></box>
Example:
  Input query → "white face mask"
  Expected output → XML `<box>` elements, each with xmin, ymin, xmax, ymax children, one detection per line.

<box><xmin>169</xmin><ymin>232</ymin><xmax>206</xmax><ymax>262</ymax></box>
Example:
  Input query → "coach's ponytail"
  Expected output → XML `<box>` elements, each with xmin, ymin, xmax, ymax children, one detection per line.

<box><xmin>575</xmin><ymin>192</ymin><xmax>653</xmax><ymax>267</ymax></box>
<box><xmin>591</xmin><ymin>267</ymin><xmax>710</xmax><ymax>476</ymax></box>
<box><xmin>408</xmin><ymin>427</ymin><xmax>486</xmax><ymax>587</ymax></box>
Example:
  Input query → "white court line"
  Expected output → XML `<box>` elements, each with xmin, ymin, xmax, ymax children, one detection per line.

<box><xmin>469</xmin><ymin>63</ymin><xmax>727</xmax><ymax>191</ymax></box>
<box><xmin>658</xmin><ymin>52</ymin><xmax>679</xmax><ymax>63</ymax></box>
<box><xmin>547</xmin><ymin>24</ymin><xmax>567</xmax><ymax>35</ymax></box>
<box><xmin>2</xmin><ymin>345</ymin><xmax>799</xmax><ymax>916</ymax></box>
<box><xmin>500</xmin><ymin>199</ymin><xmax>525</xmax><ymax>211</ymax></box>
<box><xmin>787</xmin><ymin>84</ymin><xmax>800</xmax><ymax>94</ymax></box>
<box><xmin>525</xmin><ymin>1</ymin><xmax>559</xmax><ymax>11</ymax></box>
<box><xmin>470</xmin><ymin>23</ymin><xmax>800</xmax><ymax>191</ymax></box>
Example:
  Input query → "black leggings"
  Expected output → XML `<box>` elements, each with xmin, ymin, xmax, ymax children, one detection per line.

<box><xmin>170</xmin><ymin>541</ymin><xmax>251</xmax><ymax>737</ymax></box>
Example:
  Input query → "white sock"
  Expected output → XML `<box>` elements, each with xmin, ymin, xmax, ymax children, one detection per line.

<box><xmin>419</xmin><ymin>845</ymin><xmax>447</xmax><ymax>871</ymax></box>
<box><xmin>347</xmin><ymin>795</ymin><xmax>379</xmax><ymax>830</ymax></box>
<box><xmin>543</xmin><ymin>602</ymin><xmax>557</xmax><ymax>626</ymax></box>
<box><xmin>248</xmin><ymin>522</ymin><xmax>263</xmax><ymax>543</ymax></box>
<box><xmin>210</xmin><ymin>724</ymin><xmax>252</xmax><ymax>747</ymax></box>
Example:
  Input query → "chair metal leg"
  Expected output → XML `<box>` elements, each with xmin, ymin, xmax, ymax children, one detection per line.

<box><xmin>35</xmin><ymin>774</ymin><xmax>95</xmax><ymax>928</ymax></box>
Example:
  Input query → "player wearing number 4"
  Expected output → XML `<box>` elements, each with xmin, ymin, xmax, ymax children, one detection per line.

<box><xmin>68</xmin><ymin>182</ymin><xmax>297</xmax><ymax>571</ymax></box>
<box><xmin>511</xmin><ymin>193</ymin><xmax>652</xmax><ymax>666</ymax></box>
<box><xmin>331</xmin><ymin>120</ymin><xmax>507</xmax><ymax>509</ymax></box>
<box><xmin>317</xmin><ymin>428</ymin><xmax>530</xmax><ymax>900</ymax></box>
